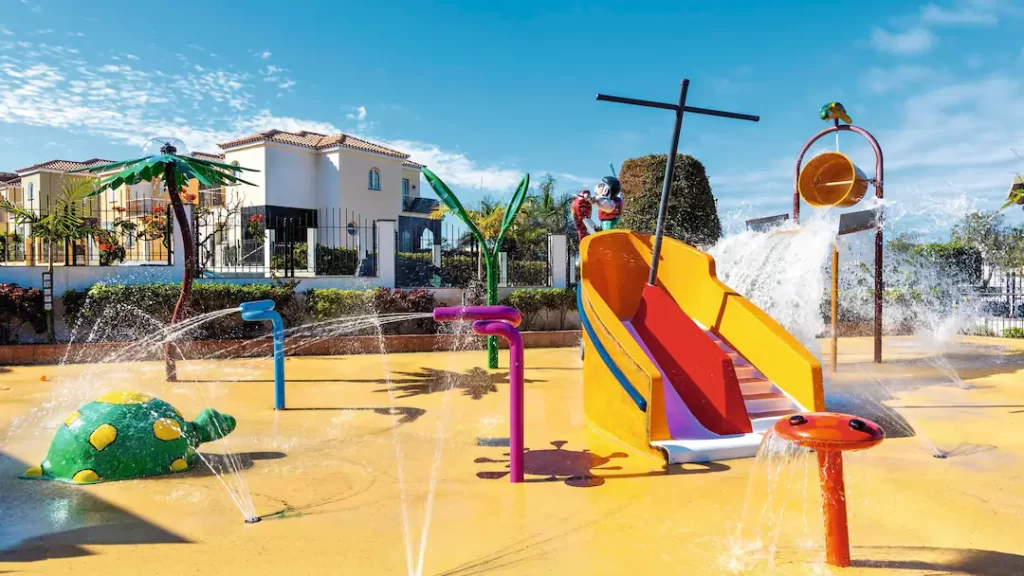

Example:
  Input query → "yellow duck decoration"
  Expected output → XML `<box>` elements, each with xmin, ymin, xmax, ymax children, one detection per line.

<box><xmin>820</xmin><ymin>102</ymin><xmax>852</xmax><ymax>124</ymax></box>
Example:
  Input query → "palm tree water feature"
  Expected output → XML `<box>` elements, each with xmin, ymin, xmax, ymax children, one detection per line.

<box><xmin>422</xmin><ymin>168</ymin><xmax>530</xmax><ymax>369</ymax></box>
<box><xmin>72</xmin><ymin>137</ymin><xmax>259</xmax><ymax>382</ymax></box>
<box><xmin>432</xmin><ymin>305</ymin><xmax>525</xmax><ymax>483</ymax></box>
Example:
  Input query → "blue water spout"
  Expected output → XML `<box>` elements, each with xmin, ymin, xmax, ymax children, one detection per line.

<box><xmin>239</xmin><ymin>299</ymin><xmax>286</xmax><ymax>409</ymax></box>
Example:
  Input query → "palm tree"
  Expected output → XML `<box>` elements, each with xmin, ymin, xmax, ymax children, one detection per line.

<box><xmin>0</xmin><ymin>177</ymin><xmax>97</xmax><ymax>341</ymax></box>
<box><xmin>424</xmin><ymin>168</ymin><xmax>530</xmax><ymax>368</ymax></box>
<box><xmin>73</xmin><ymin>139</ymin><xmax>257</xmax><ymax>381</ymax></box>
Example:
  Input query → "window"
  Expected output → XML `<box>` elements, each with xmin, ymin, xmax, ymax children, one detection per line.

<box><xmin>27</xmin><ymin>182</ymin><xmax>34</xmax><ymax>202</ymax></box>
<box><xmin>368</xmin><ymin>168</ymin><xmax>381</xmax><ymax>191</ymax></box>
<box><xmin>402</xmin><ymin>178</ymin><xmax>409</xmax><ymax>197</ymax></box>
<box><xmin>109</xmin><ymin>187</ymin><xmax>116</xmax><ymax>202</ymax></box>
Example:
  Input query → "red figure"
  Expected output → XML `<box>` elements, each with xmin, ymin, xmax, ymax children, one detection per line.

<box><xmin>571</xmin><ymin>190</ymin><xmax>593</xmax><ymax>242</ymax></box>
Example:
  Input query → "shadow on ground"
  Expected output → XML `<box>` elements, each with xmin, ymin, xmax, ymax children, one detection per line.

<box><xmin>0</xmin><ymin>451</ymin><xmax>188</xmax><ymax>562</ymax></box>
<box><xmin>361</xmin><ymin>367</ymin><xmax>543</xmax><ymax>400</ymax></box>
<box><xmin>474</xmin><ymin>440</ymin><xmax>729</xmax><ymax>487</ymax></box>
<box><xmin>852</xmin><ymin>545</ymin><xmax>1024</xmax><ymax>575</ymax></box>
<box><xmin>282</xmin><ymin>406</ymin><xmax>426</xmax><ymax>424</ymax></box>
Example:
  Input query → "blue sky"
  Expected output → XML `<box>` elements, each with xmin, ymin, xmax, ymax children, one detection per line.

<box><xmin>3</xmin><ymin>0</ymin><xmax>1024</xmax><ymax>237</ymax></box>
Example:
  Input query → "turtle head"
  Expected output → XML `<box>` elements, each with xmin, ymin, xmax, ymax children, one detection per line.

<box><xmin>192</xmin><ymin>408</ymin><xmax>237</xmax><ymax>444</ymax></box>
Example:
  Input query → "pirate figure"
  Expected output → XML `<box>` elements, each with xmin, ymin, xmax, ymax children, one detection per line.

<box><xmin>591</xmin><ymin>176</ymin><xmax>623</xmax><ymax>231</ymax></box>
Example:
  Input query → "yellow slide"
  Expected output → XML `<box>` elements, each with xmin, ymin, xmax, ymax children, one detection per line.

<box><xmin>578</xmin><ymin>230</ymin><xmax>824</xmax><ymax>463</ymax></box>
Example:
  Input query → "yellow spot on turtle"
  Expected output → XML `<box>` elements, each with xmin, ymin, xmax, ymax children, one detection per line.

<box><xmin>89</xmin><ymin>424</ymin><xmax>118</xmax><ymax>451</ymax></box>
<box><xmin>169</xmin><ymin>458</ymin><xmax>189</xmax><ymax>472</ymax></box>
<box><xmin>72</xmin><ymin>469</ymin><xmax>101</xmax><ymax>484</ymax></box>
<box><xmin>153</xmin><ymin>418</ymin><xmax>182</xmax><ymax>441</ymax></box>
<box><xmin>64</xmin><ymin>410</ymin><xmax>81</xmax><ymax>427</ymax></box>
<box><xmin>97</xmin><ymin>391</ymin><xmax>153</xmax><ymax>405</ymax></box>
<box><xmin>23</xmin><ymin>466</ymin><xmax>42</xmax><ymax>477</ymax></box>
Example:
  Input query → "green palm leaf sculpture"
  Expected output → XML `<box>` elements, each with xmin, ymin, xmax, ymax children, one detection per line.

<box><xmin>423</xmin><ymin>168</ymin><xmax>530</xmax><ymax>368</ymax></box>
<box><xmin>73</xmin><ymin>139</ymin><xmax>258</xmax><ymax>381</ymax></box>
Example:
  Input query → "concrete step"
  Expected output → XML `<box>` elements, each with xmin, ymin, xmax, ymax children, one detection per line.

<box><xmin>739</xmin><ymin>377</ymin><xmax>773</xmax><ymax>395</ymax></box>
<box><xmin>743</xmin><ymin>392</ymin><xmax>794</xmax><ymax>414</ymax></box>
<box><xmin>734</xmin><ymin>365</ymin><xmax>761</xmax><ymax>379</ymax></box>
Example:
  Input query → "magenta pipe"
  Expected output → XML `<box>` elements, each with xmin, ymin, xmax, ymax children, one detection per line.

<box><xmin>471</xmin><ymin>319</ymin><xmax>525</xmax><ymax>484</ymax></box>
<box><xmin>433</xmin><ymin>305</ymin><xmax>522</xmax><ymax>328</ymax></box>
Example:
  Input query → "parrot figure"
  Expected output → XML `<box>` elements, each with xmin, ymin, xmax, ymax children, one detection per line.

<box><xmin>570</xmin><ymin>189</ymin><xmax>594</xmax><ymax>241</ymax></box>
<box><xmin>820</xmin><ymin>102</ymin><xmax>852</xmax><ymax>124</ymax></box>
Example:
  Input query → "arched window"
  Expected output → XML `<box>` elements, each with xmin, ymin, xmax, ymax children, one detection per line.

<box><xmin>368</xmin><ymin>168</ymin><xmax>381</xmax><ymax>191</ymax></box>
<box><xmin>27</xmin><ymin>182</ymin><xmax>34</xmax><ymax>202</ymax></box>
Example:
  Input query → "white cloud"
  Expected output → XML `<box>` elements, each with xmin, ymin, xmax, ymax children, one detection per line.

<box><xmin>346</xmin><ymin>106</ymin><xmax>368</xmax><ymax>121</ymax></box>
<box><xmin>862</xmin><ymin>65</ymin><xmax>946</xmax><ymax>93</ymax></box>
<box><xmin>385</xmin><ymin>139</ymin><xmax>526</xmax><ymax>191</ymax></box>
<box><xmin>0</xmin><ymin>26</ymin><xmax>14</xmax><ymax>36</ymax></box>
<box><xmin>870</xmin><ymin>27</ymin><xmax>936</xmax><ymax>54</ymax></box>
<box><xmin>260</xmin><ymin>50</ymin><xmax>272</xmax><ymax>59</ymax></box>
<box><xmin>126</xmin><ymin>54</ymin><xmax>140</xmax><ymax>61</ymax></box>
<box><xmin>278</xmin><ymin>79</ymin><xmax>296</xmax><ymax>90</ymax></box>
<box><xmin>920</xmin><ymin>1</ymin><xmax>1000</xmax><ymax>26</ymax></box>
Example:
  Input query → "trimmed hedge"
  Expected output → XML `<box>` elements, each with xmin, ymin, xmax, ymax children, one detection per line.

<box><xmin>63</xmin><ymin>282</ymin><xmax>302</xmax><ymax>342</ymax></box>
<box><xmin>501</xmin><ymin>287</ymin><xmax>577</xmax><ymax>330</ymax></box>
<box><xmin>0</xmin><ymin>283</ymin><xmax>45</xmax><ymax>344</ymax></box>
<box><xmin>619</xmin><ymin>153</ymin><xmax>722</xmax><ymax>247</ymax></box>
<box><xmin>305</xmin><ymin>287</ymin><xmax>436</xmax><ymax>334</ymax></box>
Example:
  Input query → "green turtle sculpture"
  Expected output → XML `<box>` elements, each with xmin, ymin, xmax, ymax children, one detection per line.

<box><xmin>20</xmin><ymin>391</ymin><xmax>236</xmax><ymax>484</ymax></box>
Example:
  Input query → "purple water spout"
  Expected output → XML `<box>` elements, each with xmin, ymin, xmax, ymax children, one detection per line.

<box><xmin>432</xmin><ymin>305</ymin><xmax>522</xmax><ymax>328</ymax></box>
<box><xmin>433</xmin><ymin>305</ymin><xmax>525</xmax><ymax>483</ymax></box>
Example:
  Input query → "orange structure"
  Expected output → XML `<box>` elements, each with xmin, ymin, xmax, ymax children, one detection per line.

<box><xmin>773</xmin><ymin>412</ymin><xmax>885</xmax><ymax>567</ymax></box>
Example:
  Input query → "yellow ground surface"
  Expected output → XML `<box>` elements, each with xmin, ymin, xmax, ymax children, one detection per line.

<box><xmin>1</xmin><ymin>337</ymin><xmax>1024</xmax><ymax>575</ymax></box>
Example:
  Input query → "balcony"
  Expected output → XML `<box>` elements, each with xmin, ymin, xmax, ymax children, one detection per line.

<box><xmin>402</xmin><ymin>195</ymin><xmax>439</xmax><ymax>215</ymax></box>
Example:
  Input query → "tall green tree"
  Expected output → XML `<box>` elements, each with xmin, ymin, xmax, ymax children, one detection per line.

<box><xmin>74</xmin><ymin>140</ymin><xmax>257</xmax><ymax>381</ymax></box>
<box><xmin>423</xmin><ymin>168</ymin><xmax>530</xmax><ymax>369</ymax></box>
<box><xmin>0</xmin><ymin>176</ymin><xmax>97</xmax><ymax>340</ymax></box>
<box><xmin>619</xmin><ymin>154</ymin><xmax>722</xmax><ymax>247</ymax></box>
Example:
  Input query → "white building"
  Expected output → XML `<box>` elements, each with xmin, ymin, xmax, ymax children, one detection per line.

<box><xmin>215</xmin><ymin>129</ymin><xmax>439</xmax><ymax>253</ymax></box>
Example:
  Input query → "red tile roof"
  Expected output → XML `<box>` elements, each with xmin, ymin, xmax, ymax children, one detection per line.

<box><xmin>218</xmin><ymin>129</ymin><xmax>410</xmax><ymax>159</ymax></box>
<box><xmin>192</xmin><ymin>151</ymin><xmax>226</xmax><ymax>161</ymax></box>
<box><xmin>402</xmin><ymin>160</ymin><xmax>425</xmax><ymax>169</ymax></box>
<box><xmin>17</xmin><ymin>158</ymin><xmax>113</xmax><ymax>173</ymax></box>
<box><xmin>0</xmin><ymin>172</ymin><xmax>19</xmax><ymax>184</ymax></box>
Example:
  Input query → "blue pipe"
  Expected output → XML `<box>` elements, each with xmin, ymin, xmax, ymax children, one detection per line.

<box><xmin>239</xmin><ymin>299</ymin><xmax>286</xmax><ymax>409</ymax></box>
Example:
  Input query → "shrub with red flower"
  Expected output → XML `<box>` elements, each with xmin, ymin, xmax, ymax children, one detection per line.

<box><xmin>0</xmin><ymin>282</ymin><xmax>45</xmax><ymax>343</ymax></box>
<box><xmin>247</xmin><ymin>213</ymin><xmax>265</xmax><ymax>245</ymax></box>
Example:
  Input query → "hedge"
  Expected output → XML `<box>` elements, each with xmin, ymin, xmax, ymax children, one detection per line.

<box><xmin>619</xmin><ymin>153</ymin><xmax>722</xmax><ymax>247</ymax></box>
<box><xmin>501</xmin><ymin>288</ymin><xmax>577</xmax><ymax>330</ymax></box>
<box><xmin>305</xmin><ymin>287</ymin><xmax>436</xmax><ymax>334</ymax></box>
<box><xmin>63</xmin><ymin>282</ymin><xmax>303</xmax><ymax>342</ymax></box>
<box><xmin>0</xmin><ymin>283</ymin><xmax>45</xmax><ymax>344</ymax></box>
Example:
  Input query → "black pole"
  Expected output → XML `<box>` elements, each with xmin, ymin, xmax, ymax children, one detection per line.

<box><xmin>647</xmin><ymin>79</ymin><xmax>689</xmax><ymax>286</ymax></box>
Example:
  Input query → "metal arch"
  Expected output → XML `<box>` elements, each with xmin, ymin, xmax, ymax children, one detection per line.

<box><xmin>793</xmin><ymin>123</ymin><xmax>885</xmax><ymax>364</ymax></box>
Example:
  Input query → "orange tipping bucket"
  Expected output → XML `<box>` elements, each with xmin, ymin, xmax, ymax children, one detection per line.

<box><xmin>798</xmin><ymin>151</ymin><xmax>869</xmax><ymax>208</ymax></box>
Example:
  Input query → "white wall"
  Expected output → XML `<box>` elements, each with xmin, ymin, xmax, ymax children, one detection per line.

<box><xmin>318</xmin><ymin>152</ymin><xmax>341</xmax><ymax>210</ymax></box>
<box><xmin>223</xmin><ymin>146</ymin><xmax>267</xmax><ymax>206</ymax></box>
<box><xmin>401</xmin><ymin>167</ymin><xmax>422</xmax><ymax>198</ymax></box>
<box><xmin>336</xmin><ymin>150</ymin><xmax>403</xmax><ymax>222</ymax></box>
<box><xmin>264</xmin><ymin>144</ymin><xmax>317</xmax><ymax>209</ymax></box>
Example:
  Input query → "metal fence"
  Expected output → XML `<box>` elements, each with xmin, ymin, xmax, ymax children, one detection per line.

<box><xmin>1</xmin><ymin>199</ymin><xmax>173</xmax><ymax>267</ymax></box>
<box><xmin>395</xmin><ymin>222</ymin><xmax>553</xmax><ymax>288</ymax></box>
<box><xmin>197</xmin><ymin>207</ymin><xmax>378</xmax><ymax>278</ymax></box>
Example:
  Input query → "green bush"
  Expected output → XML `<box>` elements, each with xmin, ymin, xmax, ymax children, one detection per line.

<box><xmin>502</xmin><ymin>289</ymin><xmax>546</xmax><ymax>330</ymax></box>
<box><xmin>0</xmin><ymin>283</ymin><xmax>45</xmax><ymax>344</ymax></box>
<box><xmin>508</xmin><ymin>261</ymin><xmax>549</xmax><ymax>287</ymax></box>
<box><xmin>317</xmin><ymin>245</ymin><xmax>359</xmax><ymax>275</ymax></box>
<box><xmin>306</xmin><ymin>289</ymin><xmax>371</xmax><ymax>320</ymax></box>
<box><xmin>63</xmin><ymin>281</ymin><xmax>301</xmax><ymax>342</ymax></box>
<box><xmin>499</xmin><ymin>287</ymin><xmax>575</xmax><ymax>330</ymax></box>
<box><xmin>541</xmin><ymin>288</ymin><xmax>577</xmax><ymax>329</ymax></box>
<box><xmin>1003</xmin><ymin>327</ymin><xmax>1024</xmax><ymax>338</ymax></box>
<box><xmin>619</xmin><ymin>153</ymin><xmax>722</xmax><ymax>247</ymax></box>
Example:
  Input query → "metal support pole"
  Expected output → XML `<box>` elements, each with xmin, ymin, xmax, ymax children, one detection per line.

<box><xmin>831</xmin><ymin>243</ymin><xmax>839</xmax><ymax>373</ymax></box>
<box><xmin>596</xmin><ymin>79</ymin><xmax>759</xmax><ymax>287</ymax></box>
<box><xmin>647</xmin><ymin>80</ymin><xmax>689</xmax><ymax>286</ymax></box>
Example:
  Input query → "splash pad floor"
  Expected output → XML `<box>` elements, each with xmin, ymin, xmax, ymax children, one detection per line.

<box><xmin>2</xmin><ymin>338</ymin><xmax>1024</xmax><ymax>575</ymax></box>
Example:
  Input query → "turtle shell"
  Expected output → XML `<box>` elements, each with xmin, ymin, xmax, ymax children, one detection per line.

<box><xmin>22</xmin><ymin>391</ymin><xmax>199</xmax><ymax>484</ymax></box>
